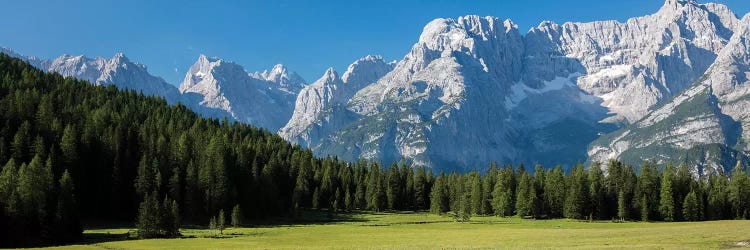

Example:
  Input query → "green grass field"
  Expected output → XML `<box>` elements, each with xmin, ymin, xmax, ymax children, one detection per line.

<box><xmin>40</xmin><ymin>212</ymin><xmax>750</xmax><ymax>249</ymax></box>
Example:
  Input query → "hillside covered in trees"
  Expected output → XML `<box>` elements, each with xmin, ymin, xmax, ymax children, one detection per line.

<box><xmin>0</xmin><ymin>53</ymin><xmax>749</xmax><ymax>248</ymax></box>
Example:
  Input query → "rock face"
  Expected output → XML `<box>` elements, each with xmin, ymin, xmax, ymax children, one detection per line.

<box><xmin>279</xmin><ymin>55</ymin><xmax>394</xmax><ymax>148</ymax></box>
<box><xmin>525</xmin><ymin>0</ymin><xmax>739</xmax><ymax>123</ymax></box>
<box><xmin>279</xmin><ymin>0</ymin><xmax>747</xmax><ymax>171</ymax></box>
<box><xmin>251</xmin><ymin>64</ymin><xmax>307</xmax><ymax>95</ymax></box>
<box><xmin>179</xmin><ymin>55</ymin><xmax>305</xmax><ymax>131</ymax></box>
<box><xmin>0</xmin><ymin>49</ymin><xmax>181</xmax><ymax>103</ymax></box>
<box><xmin>590</xmin><ymin>13</ymin><xmax>750</xmax><ymax>174</ymax></box>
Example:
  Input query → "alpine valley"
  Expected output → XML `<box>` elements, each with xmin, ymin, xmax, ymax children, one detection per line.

<box><xmin>5</xmin><ymin>0</ymin><xmax>750</xmax><ymax>174</ymax></box>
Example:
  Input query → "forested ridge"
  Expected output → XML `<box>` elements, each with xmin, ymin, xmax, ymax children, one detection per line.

<box><xmin>0</xmin><ymin>53</ymin><xmax>749</xmax><ymax>247</ymax></box>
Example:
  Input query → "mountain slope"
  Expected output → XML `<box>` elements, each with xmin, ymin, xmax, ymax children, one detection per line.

<box><xmin>1</xmin><ymin>48</ymin><xmax>181</xmax><ymax>103</ymax></box>
<box><xmin>285</xmin><ymin>0</ymin><xmax>744</xmax><ymax>171</ymax></box>
<box><xmin>590</xmin><ymin>13</ymin><xmax>750</xmax><ymax>174</ymax></box>
<box><xmin>179</xmin><ymin>55</ymin><xmax>304</xmax><ymax>131</ymax></box>
<box><xmin>279</xmin><ymin>55</ymin><xmax>394</xmax><ymax>147</ymax></box>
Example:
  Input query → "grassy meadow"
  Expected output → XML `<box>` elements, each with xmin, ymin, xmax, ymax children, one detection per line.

<box><xmin>36</xmin><ymin>212</ymin><xmax>750</xmax><ymax>249</ymax></box>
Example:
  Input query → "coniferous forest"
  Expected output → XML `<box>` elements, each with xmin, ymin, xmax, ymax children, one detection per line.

<box><xmin>1</xmin><ymin>53</ymin><xmax>750</xmax><ymax>247</ymax></box>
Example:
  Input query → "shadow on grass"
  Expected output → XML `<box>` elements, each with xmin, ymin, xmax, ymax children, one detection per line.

<box><xmin>242</xmin><ymin>209</ymin><xmax>372</xmax><ymax>228</ymax></box>
<box><xmin>51</xmin><ymin>209</ymin><xmax>374</xmax><ymax>247</ymax></box>
<box><xmin>78</xmin><ymin>231</ymin><xmax>133</xmax><ymax>245</ymax></box>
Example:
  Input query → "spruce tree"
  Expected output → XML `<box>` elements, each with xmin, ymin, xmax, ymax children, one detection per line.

<box><xmin>482</xmin><ymin>163</ymin><xmax>498</xmax><ymax>215</ymax></box>
<box><xmin>17</xmin><ymin>155</ymin><xmax>53</xmax><ymax>225</ymax></box>
<box><xmin>637</xmin><ymin>162</ymin><xmax>659</xmax><ymax>221</ymax></box>
<box><xmin>54</xmin><ymin>170</ymin><xmax>82</xmax><ymax>242</ymax></box>
<box><xmin>659</xmin><ymin>165</ymin><xmax>675</xmax><ymax>221</ymax></box>
<box><xmin>0</xmin><ymin>159</ymin><xmax>17</xmax><ymax>214</ymax></box>
<box><xmin>231</xmin><ymin>204</ymin><xmax>241</xmax><ymax>228</ymax></box>
<box><xmin>588</xmin><ymin>163</ymin><xmax>605</xmax><ymax>219</ymax></box>
<box><xmin>170</xmin><ymin>199</ymin><xmax>180</xmax><ymax>235</ymax></box>
<box><xmin>136</xmin><ymin>192</ymin><xmax>161</xmax><ymax>238</ymax></box>
<box><xmin>430</xmin><ymin>173</ymin><xmax>447</xmax><ymax>214</ymax></box>
<box><xmin>59</xmin><ymin>124</ymin><xmax>78</xmax><ymax>165</ymax></box>
<box><xmin>515</xmin><ymin>172</ymin><xmax>536</xmax><ymax>218</ymax></box>
<box><xmin>492</xmin><ymin>167</ymin><xmax>514</xmax><ymax>217</ymax></box>
<box><xmin>617</xmin><ymin>190</ymin><xmax>627</xmax><ymax>221</ymax></box>
<box><xmin>544</xmin><ymin>166</ymin><xmax>566</xmax><ymax>218</ymax></box>
<box><xmin>470</xmin><ymin>174</ymin><xmax>483</xmax><ymax>215</ymax></box>
<box><xmin>209</xmin><ymin>216</ymin><xmax>217</xmax><ymax>233</ymax></box>
<box><xmin>683</xmin><ymin>191</ymin><xmax>700</xmax><ymax>221</ymax></box>
<box><xmin>11</xmin><ymin>121</ymin><xmax>30</xmax><ymax>161</ymax></box>
<box><xmin>707</xmin><ymin>174</ymin><xmax>730</xmax><ymax>220</ymax></box>
<box><xmin>413</xmin><ymin>166</ymin><xmax>428</xmax><ymax>211</ymax></box>
<box><xmin>640</xmin><ymin>196</ymin><xmax>650</xmax><ymax>221</ymax></box>
<box><xmin>386</xmin><ymin>163</ymin><xmax>400</xmax><ymax>210</ymax></box>
<box><xmin>729</xmin><ymin>162</ymin><xmax>750</xmax><ymax>219</ymax></box>
<box><xmin>564</xmin><ymin>164</ymin><xmax>588</xmax><ymax>219</ymax></box>
<box><xmin>218</xmin><ymin>209</ymin><xmax>225</xmax><ymax>234</ymax></box>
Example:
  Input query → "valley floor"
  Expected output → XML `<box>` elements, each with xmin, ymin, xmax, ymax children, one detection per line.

<box><xmin>40</xmin><ymin>212</ymin><xmax>750</xmax><ymax>249</ymax></box>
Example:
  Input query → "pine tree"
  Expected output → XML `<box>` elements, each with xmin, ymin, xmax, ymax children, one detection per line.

<box><xmin>218</xmin><ymin>209</ymin><xmax>225</xmax><ymax>234</ymax></box>
<box><xmin>231</xmin><ymin>204</ymin><xmax>241</xmax><ymax>228</ymax></box>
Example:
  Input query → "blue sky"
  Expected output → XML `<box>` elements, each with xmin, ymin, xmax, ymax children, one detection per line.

<box><xmin>1</xmin><ymin>0</ymin><xmax>749</xmax><ymax>85</ymax></box>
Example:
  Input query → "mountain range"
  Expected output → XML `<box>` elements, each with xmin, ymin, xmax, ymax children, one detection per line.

<box><xmin>3</xmin><ymin>0</ymin><xmax>750</xmax><ymax>173</ymax></box>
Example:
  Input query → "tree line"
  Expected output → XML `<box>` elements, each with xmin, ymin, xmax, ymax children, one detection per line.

<box><xmin>0</xmin><ymin>53</ymin><xmax>749</xmax><ymax>247</ymax></box>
